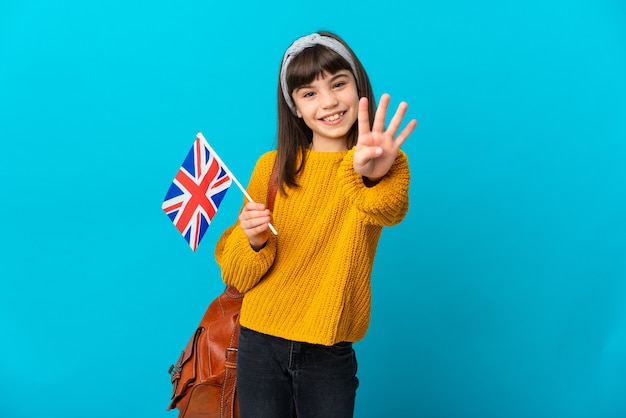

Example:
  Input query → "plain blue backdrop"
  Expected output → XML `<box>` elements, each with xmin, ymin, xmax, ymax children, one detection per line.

<box><xmin>1</xmin><ymin>1</ymin><xmax>625</xmax><ymax>417</ymax></box>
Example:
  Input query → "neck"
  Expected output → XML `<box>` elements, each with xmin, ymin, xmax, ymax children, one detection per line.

<box><xmin>310</xmin><ymin>138</ymin><xmax>348</xmax><ymax>152</ymax></box>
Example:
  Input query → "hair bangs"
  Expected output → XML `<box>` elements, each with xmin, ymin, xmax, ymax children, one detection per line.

<box><xmin>286</xmin><ymin>45</ymin><xmax>353</xmax><ymax>94</ymax></box>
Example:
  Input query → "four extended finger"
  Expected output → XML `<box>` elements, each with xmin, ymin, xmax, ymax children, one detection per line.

<box><xmin>361</xmin><ymin>93</ymin><xmax>418</xmax><ymax>149</ymax></box>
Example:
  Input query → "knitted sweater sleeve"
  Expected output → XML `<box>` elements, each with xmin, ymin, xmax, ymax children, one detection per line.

<box><xmin>214</xmin><ymin>152</ymin><xmax>277</xmax><ymax>293</ymax></box>
<box><xmin>337</xmin><ymin>148</ymin><xmax>410</xmax><ymax>226</ymax></box>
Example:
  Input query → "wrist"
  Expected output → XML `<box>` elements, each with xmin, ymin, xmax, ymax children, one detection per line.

<box><xmin>363</xmin><ymin>176</ymin><xmax>382</xmax><ymax>187</ymax></box>
<box><xmin>250</xmin><ymin>241</ymin><xmax>267</xmax><ymax>252</ymax></box>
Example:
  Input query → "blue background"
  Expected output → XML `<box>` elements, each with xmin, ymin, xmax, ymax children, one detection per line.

<box><xmin>1</xmin><ymin>1</ymin><xmax>625</xmax><ymax>417</ymax></box>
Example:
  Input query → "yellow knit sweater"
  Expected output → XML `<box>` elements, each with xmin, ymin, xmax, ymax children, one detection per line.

<box><xmin>215</xmin><ymin>147</ymin><xmax>410</xmax><ymax>346</ymax></box>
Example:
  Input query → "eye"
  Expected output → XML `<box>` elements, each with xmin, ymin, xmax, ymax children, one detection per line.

<box><xmin>302</xmin><ymin>91</ymin><xmax>315</xmax><ymax>98</ymax></box>
<box><xmin>333</xmin><ymin>80</ymin><xmax>348</xmax><ymax>89</ymax></box>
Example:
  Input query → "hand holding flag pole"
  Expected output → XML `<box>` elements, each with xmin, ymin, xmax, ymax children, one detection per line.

<box><xmin>162</xmin><ymin>132</ymin><xmax>276</xmax><ymax>252</ymax></box>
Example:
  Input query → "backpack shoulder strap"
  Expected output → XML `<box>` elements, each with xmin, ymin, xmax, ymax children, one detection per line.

<box><xmin>266</xmin><ymin>158</ymin><xmax>278</xmax><ymax>212</ymax></box>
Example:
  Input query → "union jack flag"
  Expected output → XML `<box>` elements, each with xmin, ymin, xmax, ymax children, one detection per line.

<box><xmin>162</xmin><ymin>134</ymin><xmax>232</xmax><ymax>251</ymax></box>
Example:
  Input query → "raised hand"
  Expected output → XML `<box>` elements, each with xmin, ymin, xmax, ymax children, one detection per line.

<box><xmin>353</xmin><ymin>93</ymin><xmax>417</xmax><ymax>181</ymax></box>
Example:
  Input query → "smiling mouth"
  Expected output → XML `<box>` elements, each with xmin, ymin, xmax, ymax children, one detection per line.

<box><xmin>322</xmin><ymin>112</ymin><xmax>345</xmax><ymax>122</ymax></box>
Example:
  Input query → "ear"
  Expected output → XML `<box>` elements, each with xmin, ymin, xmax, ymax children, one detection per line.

<box><xmin>296</xmin><ymin>109</ymin><xmax>303</xmax><ymax>118</ymax></box>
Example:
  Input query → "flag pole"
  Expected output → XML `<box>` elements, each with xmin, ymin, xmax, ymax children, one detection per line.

<box><xmin>197</xmin><ymin>132</ymin><xmax>278</xmax><ymax>236</ymax></box>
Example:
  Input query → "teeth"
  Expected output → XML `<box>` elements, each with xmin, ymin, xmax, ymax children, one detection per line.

<box><xmin>324</xmin><ymin>112</ymin><xmax>343</xmax><ymax>122</ymax></box>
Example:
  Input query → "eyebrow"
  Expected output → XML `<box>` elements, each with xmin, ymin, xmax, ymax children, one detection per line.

<box><xmin>295</xmin><ymin>72</ymin><xmax>351</xmax><ymax>92</ymax></box>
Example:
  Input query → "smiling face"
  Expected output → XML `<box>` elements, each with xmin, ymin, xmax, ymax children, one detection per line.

<box><xmin>291</xmin><ymin>70</ymin><xmax>359</xmax><ymax>152</ymax></box>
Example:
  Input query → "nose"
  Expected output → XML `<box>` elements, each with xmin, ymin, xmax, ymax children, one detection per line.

<box><xmin>320</xmin><ymin>89</ymin><xmax>338</xmax><ymax>109</ymax></box>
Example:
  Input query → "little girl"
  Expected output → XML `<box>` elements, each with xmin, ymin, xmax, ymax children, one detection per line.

<box><xmin>215</xmin><ymin>31</ymin><xmax>416</xmax><ymax>418</ymax></box>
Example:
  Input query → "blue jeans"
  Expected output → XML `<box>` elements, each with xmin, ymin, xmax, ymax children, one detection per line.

<box><xmin>236</xmin><ymin>326</ymin><xmax>359</xmax><ymax>418</ymax></box>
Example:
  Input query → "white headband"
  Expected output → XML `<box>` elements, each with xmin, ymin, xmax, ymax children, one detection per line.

<box><xmin>280</xmin><ymin>33</ymin><xmax>359</xmax><ymax>115</ymax></box>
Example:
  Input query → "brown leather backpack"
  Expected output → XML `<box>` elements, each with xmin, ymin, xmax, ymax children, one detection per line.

<box><xmin>166</xmin><ymin>160</ymin><xmax>278</xmax><ymax>418</ymax></box>
<box><xmin>166</xmin><ymin>286</ymin><xmax>244</xmax><ymax>418</ymax></box>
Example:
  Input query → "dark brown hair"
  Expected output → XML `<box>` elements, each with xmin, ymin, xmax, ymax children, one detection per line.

<box><xmin>275</xmin><ymin>31</ymin><xmax>375</xmax><ymax>195</ymax></box>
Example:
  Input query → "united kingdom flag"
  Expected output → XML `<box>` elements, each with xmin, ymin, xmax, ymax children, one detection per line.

<box><xmin>162</xmin><ymin>133</ymin><xmax>232</xmax><ymax>251</ymax></box>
